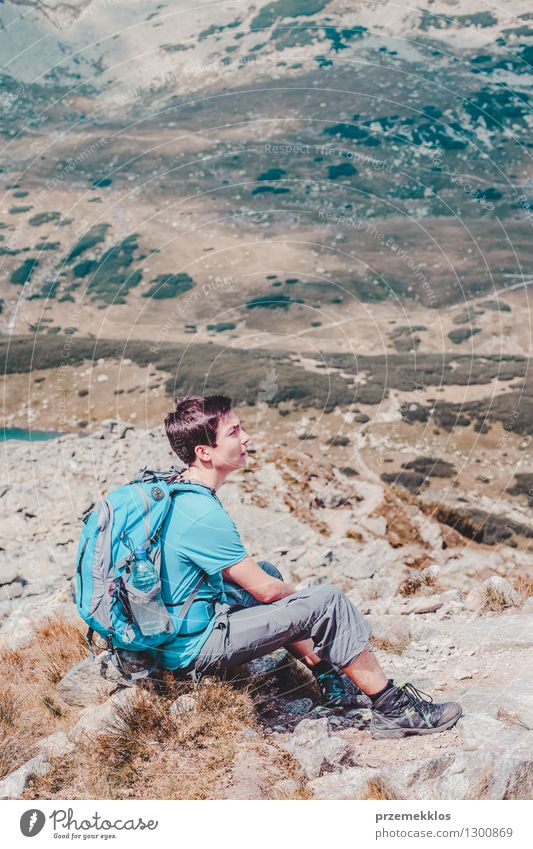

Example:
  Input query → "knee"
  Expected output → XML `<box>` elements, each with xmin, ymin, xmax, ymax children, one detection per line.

<box><xmin>315</xmin><ymin>582</ymin><xmax>344</xmax><ymax>603</ymax></box>
<box><xmin>257</xmin><ymin>559</ymin><xmax>283</xmax><ymax>581</ymax></box>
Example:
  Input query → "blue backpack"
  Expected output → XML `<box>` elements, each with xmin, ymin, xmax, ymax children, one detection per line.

<box><xmin>75</xmin><ymin>465</ymin><xmax>219</xmax><ymax>680</ymax></box>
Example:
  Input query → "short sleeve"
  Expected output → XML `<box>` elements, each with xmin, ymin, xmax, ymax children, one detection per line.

<box><xmin>178</xmin><ymin>506</ymin><xmax>248</xmax><ymax>575</ymax></box>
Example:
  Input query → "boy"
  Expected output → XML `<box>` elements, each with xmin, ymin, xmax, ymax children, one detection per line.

<box><xmin>156</xmin><ymin>394</ymin><xmax>462</xmax><ymax>738</ymax></box>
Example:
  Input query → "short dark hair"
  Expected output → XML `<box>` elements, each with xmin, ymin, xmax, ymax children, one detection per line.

<box><xmin>164</xmin><ymin>394</ymin><xmax>232</xmax><ymax>466</ymax></box>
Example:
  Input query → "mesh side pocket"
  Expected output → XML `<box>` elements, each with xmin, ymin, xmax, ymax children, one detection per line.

<box><xmin>123</xmin><ymin>581</ymin><xmax>175</xmax><ymax>639</ymax></box>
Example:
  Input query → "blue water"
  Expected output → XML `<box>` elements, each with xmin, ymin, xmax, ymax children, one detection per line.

<box><xmin>2</xmin><ymin>427</ymin><xmax>63</xmax><ymax>441</ymax></box>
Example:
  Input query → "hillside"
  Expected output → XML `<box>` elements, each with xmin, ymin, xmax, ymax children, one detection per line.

<box><xmin>0</xmin><ymin>425</ymin><xmax>532</xmax><ymax>799</ymax></box>
<box><xmin>0</xmin><ymin>0</ymin><xmax>532</xmax><ymax>801</ymax></box>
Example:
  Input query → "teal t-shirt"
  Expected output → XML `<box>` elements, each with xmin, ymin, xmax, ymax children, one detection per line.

<box><xmin>153</xmin><ymin>484</ymin><xmax>247</xmax><ymax>670</ymax></box>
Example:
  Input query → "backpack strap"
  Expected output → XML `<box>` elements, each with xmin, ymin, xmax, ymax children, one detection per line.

<box><xmin>131</xmin><ymin>465</ymin><xmax>186</xmax><ymax>484</ymax></box>
<box><xmin>165</xmin><ymin>573</ymin><xmax>206</xmax><ymax>618</ymax></box>
<box><xmin>86</xmin><ymin>627</ymin><xmax>158</xmax><ymax>681</ymax></box>
<box><xmin>168</xmin><ymin>474</ymin><xmax>221</xmax><ymax>506</ymax></box>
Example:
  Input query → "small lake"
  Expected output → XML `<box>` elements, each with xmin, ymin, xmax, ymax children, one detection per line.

<box><xmin>2</xmin><ymin>427</ymin><xmax>63</xmax><ymax>442</ymax></box>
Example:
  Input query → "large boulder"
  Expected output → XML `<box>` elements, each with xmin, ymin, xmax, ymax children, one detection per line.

<box><xmin>279</xmin><ymin>717</ymin><xmax>350</xmax><ymax>779</ymax></box>
<box><xmin>57</xmin><ymin>655</ymin><xmax>130</xmax><ymax>707</ymax></box>
<box><xmin>0</xmin><ymin>585</ymin><xmax>79</xmax><ymax>649</ymax></box>
<box><xmin>0</xmin><ymin>755</ymin><xmax>50</xmax><ymax>800</ymax></box>
<box><xmin>69</xmin><ymin>688</ymin><xmax>137</xmax><ymax>745</ymax></box>
<box><xmin>309</xmin><ymin>766</ymin><xmax>379</xmax><ymax>799</ymax></box>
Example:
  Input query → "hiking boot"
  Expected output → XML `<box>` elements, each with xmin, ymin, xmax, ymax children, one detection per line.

<box><xmin>315</xmin><ymin>668</ymin><xmax>367</xmax><ymax>710</ymax></box>
<box><xmin>370</xmin><ymin>682</ymin><xmax>463</xmax><ymax>739</ymax></box>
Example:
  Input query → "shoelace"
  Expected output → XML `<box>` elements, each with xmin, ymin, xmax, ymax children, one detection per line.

<box><xmin>377</xmin><ymin>681</ymin><xmax>435</xmax><ymax>718</ymax></box>
<box><xmin>400</xmin><ymin>682</ymin><xmax>434</xmax><ymax>707</ymax></box>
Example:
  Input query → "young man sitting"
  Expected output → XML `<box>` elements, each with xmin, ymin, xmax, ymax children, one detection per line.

<box><xmin>154</xmin><ymin>394</ymin><xmax>463</xmax><ymax>738</ymax></box>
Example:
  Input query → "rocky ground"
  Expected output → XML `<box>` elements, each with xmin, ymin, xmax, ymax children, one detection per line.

<box><xmin>0</xmin><ymin>422</ymin><xmax>532</xmax><ymax>799</ymax></box>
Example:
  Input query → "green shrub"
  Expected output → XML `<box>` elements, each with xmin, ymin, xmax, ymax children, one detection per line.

<box><xmin>10</xmin><ymin>258</ymin><xmax>39</xmax><ymax>284</ymax></box>
<box><xmin>65</xmin><ymin>223</ymin><xmax>110</xmax><ymax>263</ymax></box>
<box><xmin>246</xmin><ymin>294</ymin><xmax>300</xmax><ymax>310</ymax></box>
<box><xmin>28</xmin><ymin>212</ymin><xmax>61</xmax><ymax>227</ymax></box>
<box><xmin>142</xmin><ymin>273</ymin><xmax>194</xmax><ymax>299</ymax></box>
<box><xmin>448</xmin><ymin>327</ymin><xmax>481</xmax><ymax>344</ymax></box>
<box><xmin>206</xmin><ymin>322</ymin><xmax>236</xmax><ymax>332</ymax></box>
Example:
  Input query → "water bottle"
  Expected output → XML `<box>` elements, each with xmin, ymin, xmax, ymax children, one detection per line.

<box><xmin>131</xmin><ymin>547</ymin><xmax>158</xmax><ymax>592</ymax></box>
<box><xmin>128</xmin><ymin>547</ymin><xmax>170</xmax><ymax>636</ymax></box>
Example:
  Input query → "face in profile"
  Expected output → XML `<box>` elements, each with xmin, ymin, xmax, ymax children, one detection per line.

<box><xmin>204</xmin><ymin>411</ymin><xmax>249</xmax><ymax>473</ymax></box>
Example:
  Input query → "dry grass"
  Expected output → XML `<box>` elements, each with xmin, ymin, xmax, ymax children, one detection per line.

<box><xmin>24</xmin><ymin>670</ymin><xmax>268</xmax><ymax>800</ymax></box>
<box><xmin>512</xmin><ymin>574</ymin><xmax>533</xmax><ymax>598</ymax></box>
<box><xmin>398</xmin><ymin>569</ymin><xmax>440</xmax><ymax>598</ymax></box>
<box><xmin>270</xmin><ymin>748</ymin><xmax>313</xmax><ymax>799</ymax></box>
<box><xmin>8</xmin><ymin>619</ymin><xmax>314</xmax><ymax>800</ymax></box>
<box><xmin>496</xmin><ymin>706</ymin><xmax>531</xmax><ymax>731</ymax></box>
<box><xmin>398</xmin><ymin>577</ymin><xmax>423</xmax><ymax>597</ymax></box>
<box><xmin>370</xmin><ymin>634</ymin><xmax>409</xmax><ymax>655</ymax></box>
<box><xmin>345</xmin><ymin>528</ymin><xmax>365</xmax><ymax>543</ymax></box>
<box><xmin>480</xmin><ymin>584</ymin><xmax>521</xmax><ymax>613</ymax></box>
<box><xmin>361</xmin><ymin>777</ymin><xmax>398</xmax><ymax>800</ymax></box>
<box><xmin>0</xmin><ymin>618</ymin><xmax>87</xmax><ymax>781</ymax></box>
<box><xmin>376</xmin><ymin>488</ymin><xmax>427</xmax><ymax>549</ymax></box>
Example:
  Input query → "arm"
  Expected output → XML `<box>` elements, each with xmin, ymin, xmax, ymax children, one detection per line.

<box><xmin>221</xmin><ymin>556</ymin><xmax>297</xmax><ymax>603</ymax></box>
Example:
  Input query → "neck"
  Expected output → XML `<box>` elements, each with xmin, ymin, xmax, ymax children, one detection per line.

<box><xmin>181</xmin><ymin>465</ymin><xmax>227</xmax><ymax>492</ymax></box>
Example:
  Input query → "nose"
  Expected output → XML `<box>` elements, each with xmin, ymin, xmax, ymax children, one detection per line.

<box><xmin>241</xmin><ymin>429</ymin><xmax>250</xmax><ymax>447</ymax></box>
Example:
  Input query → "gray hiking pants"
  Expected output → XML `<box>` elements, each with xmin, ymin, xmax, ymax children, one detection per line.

<box><xmin>191</xmin><ymin>560</ymin><xmax>372</xmax><ymax>681</ymax></box>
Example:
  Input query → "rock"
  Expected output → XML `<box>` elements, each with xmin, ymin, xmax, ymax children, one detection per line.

<box><xmin>339</xmin><ymin>559</ymin><xmax>377</xmax><ymax>582</ymax></box>
<box><xmin>69</xmin><ymin>688</ymin><xmax>137</xmax><ymax>744</ymax></box>
<box><xmin>242</xmin><ymin>728</ymin><xmax>259</xmax><ymax>739</ymax></box>
<box><xmin>0</xmin><ymin>755</ymin><xmax>50</xmax><ymax>799</ymax></box>
<box><xmin>0</xmin><ymin>557</ymin><xmax>20</xmax><ymax>587</ymax></box>
<box><xmin>169</xmin><ymin>695</ymin><xmax>197</xmax><ymax>717</ymax></box>
<box><xmin>359</xmin><ymin>516</ymin><xmax>387</xmax><ymax>536</ymax></box>
<box><xmin>282</xmin><ymin>698</ymin><xmax>313</xmax><ymax>716</ymax></box>
<box><xmin>57</xmin><ymin>655</ymin><xmax>128</xmax><ymax>707</ymax></box>
<box><xmin>335</xmin><ymin>540</ymin><xmax>396</xmax><ymax>581</ymax></box>
<box><xmin>412</xmin><ymin>513</ymin><xmax>443</xmax><ymax>549</ymax></box>
<box><xmin>458</xmin><ymin>712</ymin><xmax>533</xmax><ymax>756</ymax></box>
<box><xmin>0</xmin><ymin>579</ymin><xmax>23</xmax><ymax>602</ymax></box>
<box><xmin>243</xmin><ymin>649</ymin><xmax>289</xmax><ymax>678</ymax></box>
<box><xmin>0</xmin><ymin>585</ymin><xmax>79</xmax><ymax>649</ymax></box>
<box><xmin>223</xmin><ymin>740</ymin><xmax>280</xmax><ymax>800</ymax></box>
<box><xmin>454</xmin><ymin>669</ymin><xmax>472</xmax><ymax>681</ymax></box>
<box><xmin>400</xmin><ymin>595</ymin><xmax>443</xmax><ymax>615</ymax></box>
<box><xmin>458</xmin><ymin>680</ymin><xmax>533</xmax><ymax>730</ymax></box>
<box><xmin>272</xmin><ymin>778</ymin><xmax>300</xmax><ymax>798</ymax></box>
<box><xmin>459</xmin><ymin>614</ymin><xmax>533</xmax><ymax>650</ymax></box>
<box><xmin>479</xmin><ymin>576</ymin><xmax>523</xmax><ymax>612</ymax></box>
<box><xmin>309</xmin><ymin>766</ymin><xmax>379</xmax><ymax>799</ymax></box>
<box><xmin>279</xmin><ymin>718</ymin><xmax>350</xmax><ymax>779</ymax></box>
<box><xmin>366</xmin><ymin>614</ymin><xmax>410</xmax><ymax>652</ymax></box>
<box><xmin>378</xmin><ymin>748</ymin><xmax>533</xmax><ymax>800</ymax></box>
<box><xmin>35</xmin><ymin>732</ymin><xmax>76</xmax><ymax>759</ymax></box>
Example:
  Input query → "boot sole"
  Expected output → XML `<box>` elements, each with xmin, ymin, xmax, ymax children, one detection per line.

<box><xmin>370</xmin><ymin>707</ymin><xmax>463</xmax><ymax>739</ymax></box>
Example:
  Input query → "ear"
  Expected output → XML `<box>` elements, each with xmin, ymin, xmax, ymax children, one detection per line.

<box><xmin>194</xmin><ymin>443</ymin><xmax>212</xmax><ymax>463</ymax></box>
